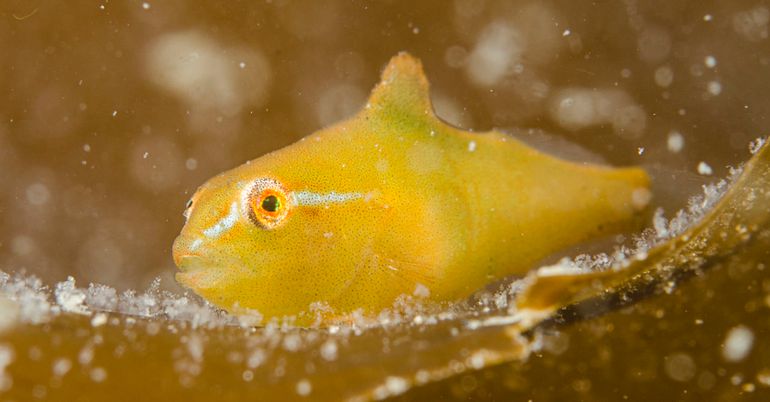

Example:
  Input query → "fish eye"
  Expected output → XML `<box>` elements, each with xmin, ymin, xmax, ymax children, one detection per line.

<box><xmin>261</xmin><ymin>195</ymin><xmax>280</xmax><ymax>212</ymax></box>
<box><xmin>247</xmin><ymin>178</ymin><xmax>290</xmax><ymax>229</ymax></box>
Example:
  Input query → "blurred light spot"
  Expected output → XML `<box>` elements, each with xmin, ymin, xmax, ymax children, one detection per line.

<box><xmin>295</xmin><ymin>379</ymin><xmax>312</xmax><ymax>396</ymax></box>
<box><xmin>11</xmin><ymin>236</ymin><xmax>35</xmax><ymax>256</ymax></box>
<box><xmin>654</xmin><ymin>65</ymin><xmax>674</xmax><ymax>87</ymax></box>
<box><xmin>26</xmin><ymin>183</ymin><xmax>50</xmax><ymax>206</ymax></box>
<box><xmin>466</xmin><ymin>21</ymin><xmax>523</xmax><ymax>87</ymax></box>
<box><xmin>444</xmin><ymin>46</ymin><xmax>468</xmax><ymax>69</ymax></box>
<box><xmin>697</xmin><ymin>161</ymin><xmax>713</xmax><ymax>175</ymax></box>
<box><xmin>612</xmin><ymin>104</ymin><xmax>647</xmax><ymax>140</ymax></box>
<box><xmin>667</xmin><ymin>131</ymin><xmax>684</xmax><ymax>153</ymax></box>
<box><xmin>704</xmin><ymin>55</ymin><xmax>717</xmax><ymax>68</ymax></box>
<box><xmin>316</xmin><ymin>84</ymin><xmax>366</xmax><ymax>127</ymax></box>
<box><xmin>707</xmin><ymin>81</ymin><xmax>722</xmax><ymax>96</ymax></box>
<box><xmin>433</xmin><ymin>94</ymin><xmax>473</xmax><ymax>128</ymax></box>
<box><xmin>185</xmin><ymin>158</ymin><xmax>198</xmax><ymax>171</ymax></box>
<box><xmin>664</xmin><ymin>352</ymin><xmax>696</xmax><ymax>382</ymax></box>
<box><xmin>637</xmin><ymin>25</ymin><xmax>671</xmax><ymax>63</ymax></box>
<box><xmin>549</xmin><ymin>88</ymin><xmax>646</xmax><ymax>138</ymax></box>
<box><xmin>145</xmin><ymin>30</ymin><xmax>271</xmax><ymax>122</ymax></box>
<box><xmin>722</xmin><ymin>325</ymin><xmax>754</xmax><ymax>362</ymax></box>
<box><xmin>733</xmin><ymin>6</ymin><xmax>769</xmax><ymax>42</ymax></box>
<box><xmin>129</xmin><ymin>136</ymin><xmax>183</xmax><ymax>193</ymax></box>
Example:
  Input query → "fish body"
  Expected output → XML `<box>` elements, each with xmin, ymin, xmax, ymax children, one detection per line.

<box><xmin>173</xmin><ymin>53</ymin><xmax>650</xmax><ymax>323</ymax></box>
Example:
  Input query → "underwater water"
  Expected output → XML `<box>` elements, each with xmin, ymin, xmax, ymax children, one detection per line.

<box><xmin>1</xmin><ymin>0</ymin><xmax>770</xmax><ymax>400</ymax></box>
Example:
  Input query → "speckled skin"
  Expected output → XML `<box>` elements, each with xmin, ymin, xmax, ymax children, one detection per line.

<box><xmin>172</xmin><ymin>53</ymin><xmax>650</xmax><ymax>324</ymax></box>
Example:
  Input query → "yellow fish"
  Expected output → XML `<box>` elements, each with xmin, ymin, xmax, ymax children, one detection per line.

<box><xmin>173</xmin><ymin>53</ymin><xmax>650</xmax><ymax>324</ymax></box>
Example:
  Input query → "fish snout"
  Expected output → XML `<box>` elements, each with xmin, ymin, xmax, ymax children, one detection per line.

<box><xmin>172</xmin><ymin>234</ymin><xmax>205</xmax><ymax>269</ymax></box>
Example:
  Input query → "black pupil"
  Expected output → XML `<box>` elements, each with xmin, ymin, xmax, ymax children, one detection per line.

<box><xmin>261</xmin><ymin>195</ymin><xmax>280</xmax><ymax>212</ymax></box>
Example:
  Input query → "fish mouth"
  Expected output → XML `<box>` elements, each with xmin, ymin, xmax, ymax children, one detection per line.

<box><xmin>175</xmin><ymin>254</ymin><xmax>207</xmax><ymax>273</ymax></box>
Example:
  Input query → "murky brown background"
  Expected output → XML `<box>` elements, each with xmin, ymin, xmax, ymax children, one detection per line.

<box><xmin>2</xmin><ymin>0</ymin><xmax>770</xmax><ymax>400</ymax></box>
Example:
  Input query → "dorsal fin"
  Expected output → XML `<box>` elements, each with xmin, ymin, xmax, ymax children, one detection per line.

<box><xmin>366</xmin><ymin>52</ymin><xmax>436</xmax><ymax>123</ymax></box>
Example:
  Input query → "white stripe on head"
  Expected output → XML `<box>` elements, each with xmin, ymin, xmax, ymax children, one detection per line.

<box><xmin>291</xmin><ymin>190</ymin><xmax>363</xmax><ymax>206</ymax></box>
<box><xmin>203</xmin><ymin>201</ymin><xmax>240</xmax><ymax>239</ymax></box>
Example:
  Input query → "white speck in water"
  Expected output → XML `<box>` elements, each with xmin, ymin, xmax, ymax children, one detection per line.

<box><xmin>185</xmin><ymin>158</ymin><xmax>197</xmax><ymax>170</ymax></box>
<box><xmin>468</xmin><ymin>140</ymin><xmax>476</xmax><ymax>152</ymax></box>
<box><xmin>704</xmin><ymin>14</ymin><xmax>713</xmax><ymax>22</ymax></box>
<box><xmin>704</xmin><ymin>55</ymin><xmax>717</xmax><ymax>68</ymax></box>
<box><xmin>323</xmin><ymin>232</ymin><xmax>333</xmax><ymax>239</ymax></box>
<box><xmin>143</xmin><ymin>152</ymin><xmax>149</xmax><ymax>159</ymax></box>
<box><xmin>562</xmin><ymin>29</ymin><xmax>571</xmax><ymax>36</ymax></box>
<box><xmin>242</xmin><ymin>370</ymin><xmax>253</xmax><ymax>382</ymax></box>
<box><xmin>707</xmin><ymin>81</ymin><xmax>722</xmax><ymax>96</ymax></box>
<box><xmin>722</xmin><ymin>325</ymin><xmax>754</xmax><ymax>362</ymax></box>
<box><xmin>83</xmin><ymin>144</ymin><xmax>91</xmax><ymax>152</ymax></box>
<box><xmin>239</xmin><ymin>61</ymin><xmax>246</xmax><ymax>69</ymax></box>
<box><xmin>667</xmin><ymin>131</ymin><xmax>684</xmax><ymax>153</ymax></box>
<box><xmin>142</xmin><ymin>2</ymin><xmax>151</xmax><ymax>10</ymax></box>
<box><xmin>412</xmin><ymin>27</ymin><xmax>420</xmax><ymax>34</ymax></box>
<box><xmin>697</xmin><ymin>161</ymin><xmax>713</xmax><ymax>175</ymax></box>
<box><xmin>111</xmin><ymin>110</ymin><xmax>117</xmax><ymax>117</ymax></box>
<box><xmin>296</xmin><ymin>379</ymin><xmax>312</xmax><ymax>396</ymax></box>
<box><xmin>637</xmin><ymin>147</ymin><xmax>645</xmax><ymax>155</ymax></box>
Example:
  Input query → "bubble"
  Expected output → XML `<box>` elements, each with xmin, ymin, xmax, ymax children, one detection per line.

<box><xmin>704</xmin><ymin>55</ymin><xmax>717</xmax><ymax>68</ymax></box>
<box><xmin>664</xmin><ymin>352</ymin><xmax>696</xmax><ymax>382</ymax></box>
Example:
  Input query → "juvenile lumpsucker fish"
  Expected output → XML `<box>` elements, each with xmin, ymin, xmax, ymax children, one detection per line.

<box><xmin>173</xmin><ymin>53</ymin><xmax>650</xmax><ymax>324</ymax></box>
